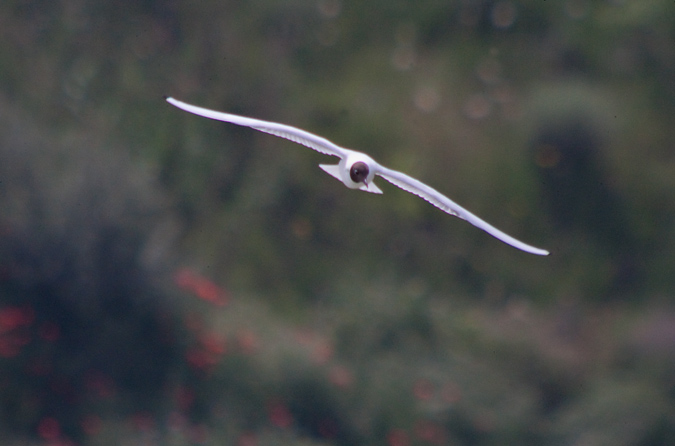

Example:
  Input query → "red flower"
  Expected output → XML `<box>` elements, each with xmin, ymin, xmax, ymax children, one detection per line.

<box><xmin>414</xmin><ymin>420</ymin><xmax>446</xmax><ymax>444</ymax></box>
<box><xmin>0</xmin><ymin>306</ymin><xmax>35</xmax><ymax>357</ymax></box>
<box><xmin>174</xmin><ymin>268</ymin><xmax>229</xmax><ymax>306</ymax></box>
<box><xmin>37</xmin><ymin>417</ymin><xmax>60</xmax><ymax>441</ymax></box>
<box><xmin>200</xmin><ymin>333</ymin><xmax>227</xmax><ymax>355</ymax></box>
<box><xmin>175</xmin><ymin>386</ymin><xmax>196</xmax><ymax>411</ymax></box>
<box><xmin>131</xmin><ymin>412</ymin><xmax>155</xmax><ymax>432</ymax></box>
<box><xmin>387</xmin><ymin>428</ymin><xmax>410</xmax><ymax>446</ymax></box>
<box><xmin>328</xmin><ymin>365</ymin><xmax>354</xmax><ymax>388</ymax></box>
<box><xmin>39</xmin><ymin>322</ymin><xmax>60</xmax><ymax>342</ymax></box>
<box><xmin>413</xmin><ymin>379</ymin><xmax>434</xmax><ymax>401</ymax></box>
<box><xmin>267</xmin><ymin>400</ymin><xmax>293</xmax><ymax>428</ymax></box>
<box><xmin>236</xmin><ymin>330</ymin><xmax>259</xmax><ymax>355</ymax></box>
<box><xmin>81</xmin><ymin>415</ymin><xmax>102</xmax><ymax>436</ymax></box>
<box><xmin>237</xmin><ymin>432</ymin><xmax>258</xmax><ymax>446</ymax></box>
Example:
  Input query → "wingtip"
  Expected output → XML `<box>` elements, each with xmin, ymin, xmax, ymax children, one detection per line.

<box><xmin>165</xmin><ymin>96</ymin><xmax>180</xmax><ymax>107</ymax></box>
<box><xmin>532</xmin><ymin>247</ymin><xmax>550</xmax><ymax>256</ymax></box>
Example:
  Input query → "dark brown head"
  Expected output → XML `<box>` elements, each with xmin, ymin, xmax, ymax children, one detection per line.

<box><xmin>349</xmin><ymin>161</ymin><xmax>370</xmax><ymax>184</ymax></box>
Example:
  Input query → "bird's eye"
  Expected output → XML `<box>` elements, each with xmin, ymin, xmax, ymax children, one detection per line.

<box><xmin>349</xmin><ymin>162</ymin><xmax>369</xmax><ymax>183</ymax></box>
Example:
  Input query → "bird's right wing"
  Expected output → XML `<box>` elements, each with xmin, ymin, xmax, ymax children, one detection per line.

<box><xmin>166</xmin><ymin>97</ymin><xmax>348</xmax><ymax>159</ymax></box>
<box><xmin>376</xmin><ymin>166</ymin><xmax>549</xmax><ymax>256</ymax></box>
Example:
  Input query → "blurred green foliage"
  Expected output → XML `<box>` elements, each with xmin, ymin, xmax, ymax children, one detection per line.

<box><xmin>1</xmin><ymin>0</ymin><xmax>675</xmax><ymax>445</ymax></box>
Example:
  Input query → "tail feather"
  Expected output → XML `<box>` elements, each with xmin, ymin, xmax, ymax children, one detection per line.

<box><xmin>361</xmin><ymin>182</ymin><xmax>383</xmax><ymax>194</ymax></box>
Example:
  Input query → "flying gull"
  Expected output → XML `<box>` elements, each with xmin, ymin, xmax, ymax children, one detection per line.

<box><xmin>166</xmin><ymin>96</ymin><xmax>549</xmax><ymax>255</ymax></box>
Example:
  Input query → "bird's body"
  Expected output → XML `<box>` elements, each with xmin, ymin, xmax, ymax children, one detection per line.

<box><xmin>166</xmin><ymin>96</ymin><xmax>549</xmax><ymax>256</ymax></box>
<box><xmin>320</xmin><ymin>152</ymin><xmax>383</xmax><ymax>194</ymax></box>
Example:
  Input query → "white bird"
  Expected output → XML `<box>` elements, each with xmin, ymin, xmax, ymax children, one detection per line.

<box><xmin>166</xmin><ymin>96</ymin><xmax>549</xmax><ymax>256</ymax></box>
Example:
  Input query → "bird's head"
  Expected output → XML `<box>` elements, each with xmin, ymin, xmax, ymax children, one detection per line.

<box><xmin>347</xmin><ymin>159</ymin><xmax>382</xmax><ymax>194</ymax></box>
<box><xmin>349</xmin><ymin>161</ymin><xmax>370</xmax><ymax>184</ymax></box>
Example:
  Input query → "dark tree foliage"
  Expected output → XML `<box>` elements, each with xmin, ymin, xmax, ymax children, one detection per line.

<box><xmin>0</xmin><ymin>105</ymin><xmax>186</xmax><ymax>441</ymax></box>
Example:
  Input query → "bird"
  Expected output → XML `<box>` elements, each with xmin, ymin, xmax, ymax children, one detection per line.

<box><xmin>165</xmin><ymin>96</ymin><xmax>549</xmax><ymax>256</ymax></box>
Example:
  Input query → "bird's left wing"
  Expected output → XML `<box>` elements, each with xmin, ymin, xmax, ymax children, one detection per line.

<box><xmin>166</xmin><ymin>97</ymin><xmax>348</xmax><ymax>159</ymax></box>
<box><xmin>376</xmin><ymin>166</ymin><xmax>549</xmax><ymax>255</ymax></box>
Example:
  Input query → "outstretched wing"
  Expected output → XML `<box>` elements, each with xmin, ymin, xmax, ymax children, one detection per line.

<box><xmin>375</xmin><ymin>166</ymin><xmax>549</xmax><ymax>255</ymax></box>
<box><xmin>166</xmin><ymin>97</ymin><xmax>348</xmax><ymax>159</ymax></box>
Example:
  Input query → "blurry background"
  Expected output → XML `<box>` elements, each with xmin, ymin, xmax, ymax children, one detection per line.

<box><xmin>1</xmin><ymin>0</ymin><xmax>675</xmax><ymax>445</ymax></box>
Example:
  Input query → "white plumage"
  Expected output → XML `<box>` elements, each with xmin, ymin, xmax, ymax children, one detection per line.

<box><xmin>166</xmin><ymin>97</ymin><xmax>549</xmax><ymax>256</ymax></box>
